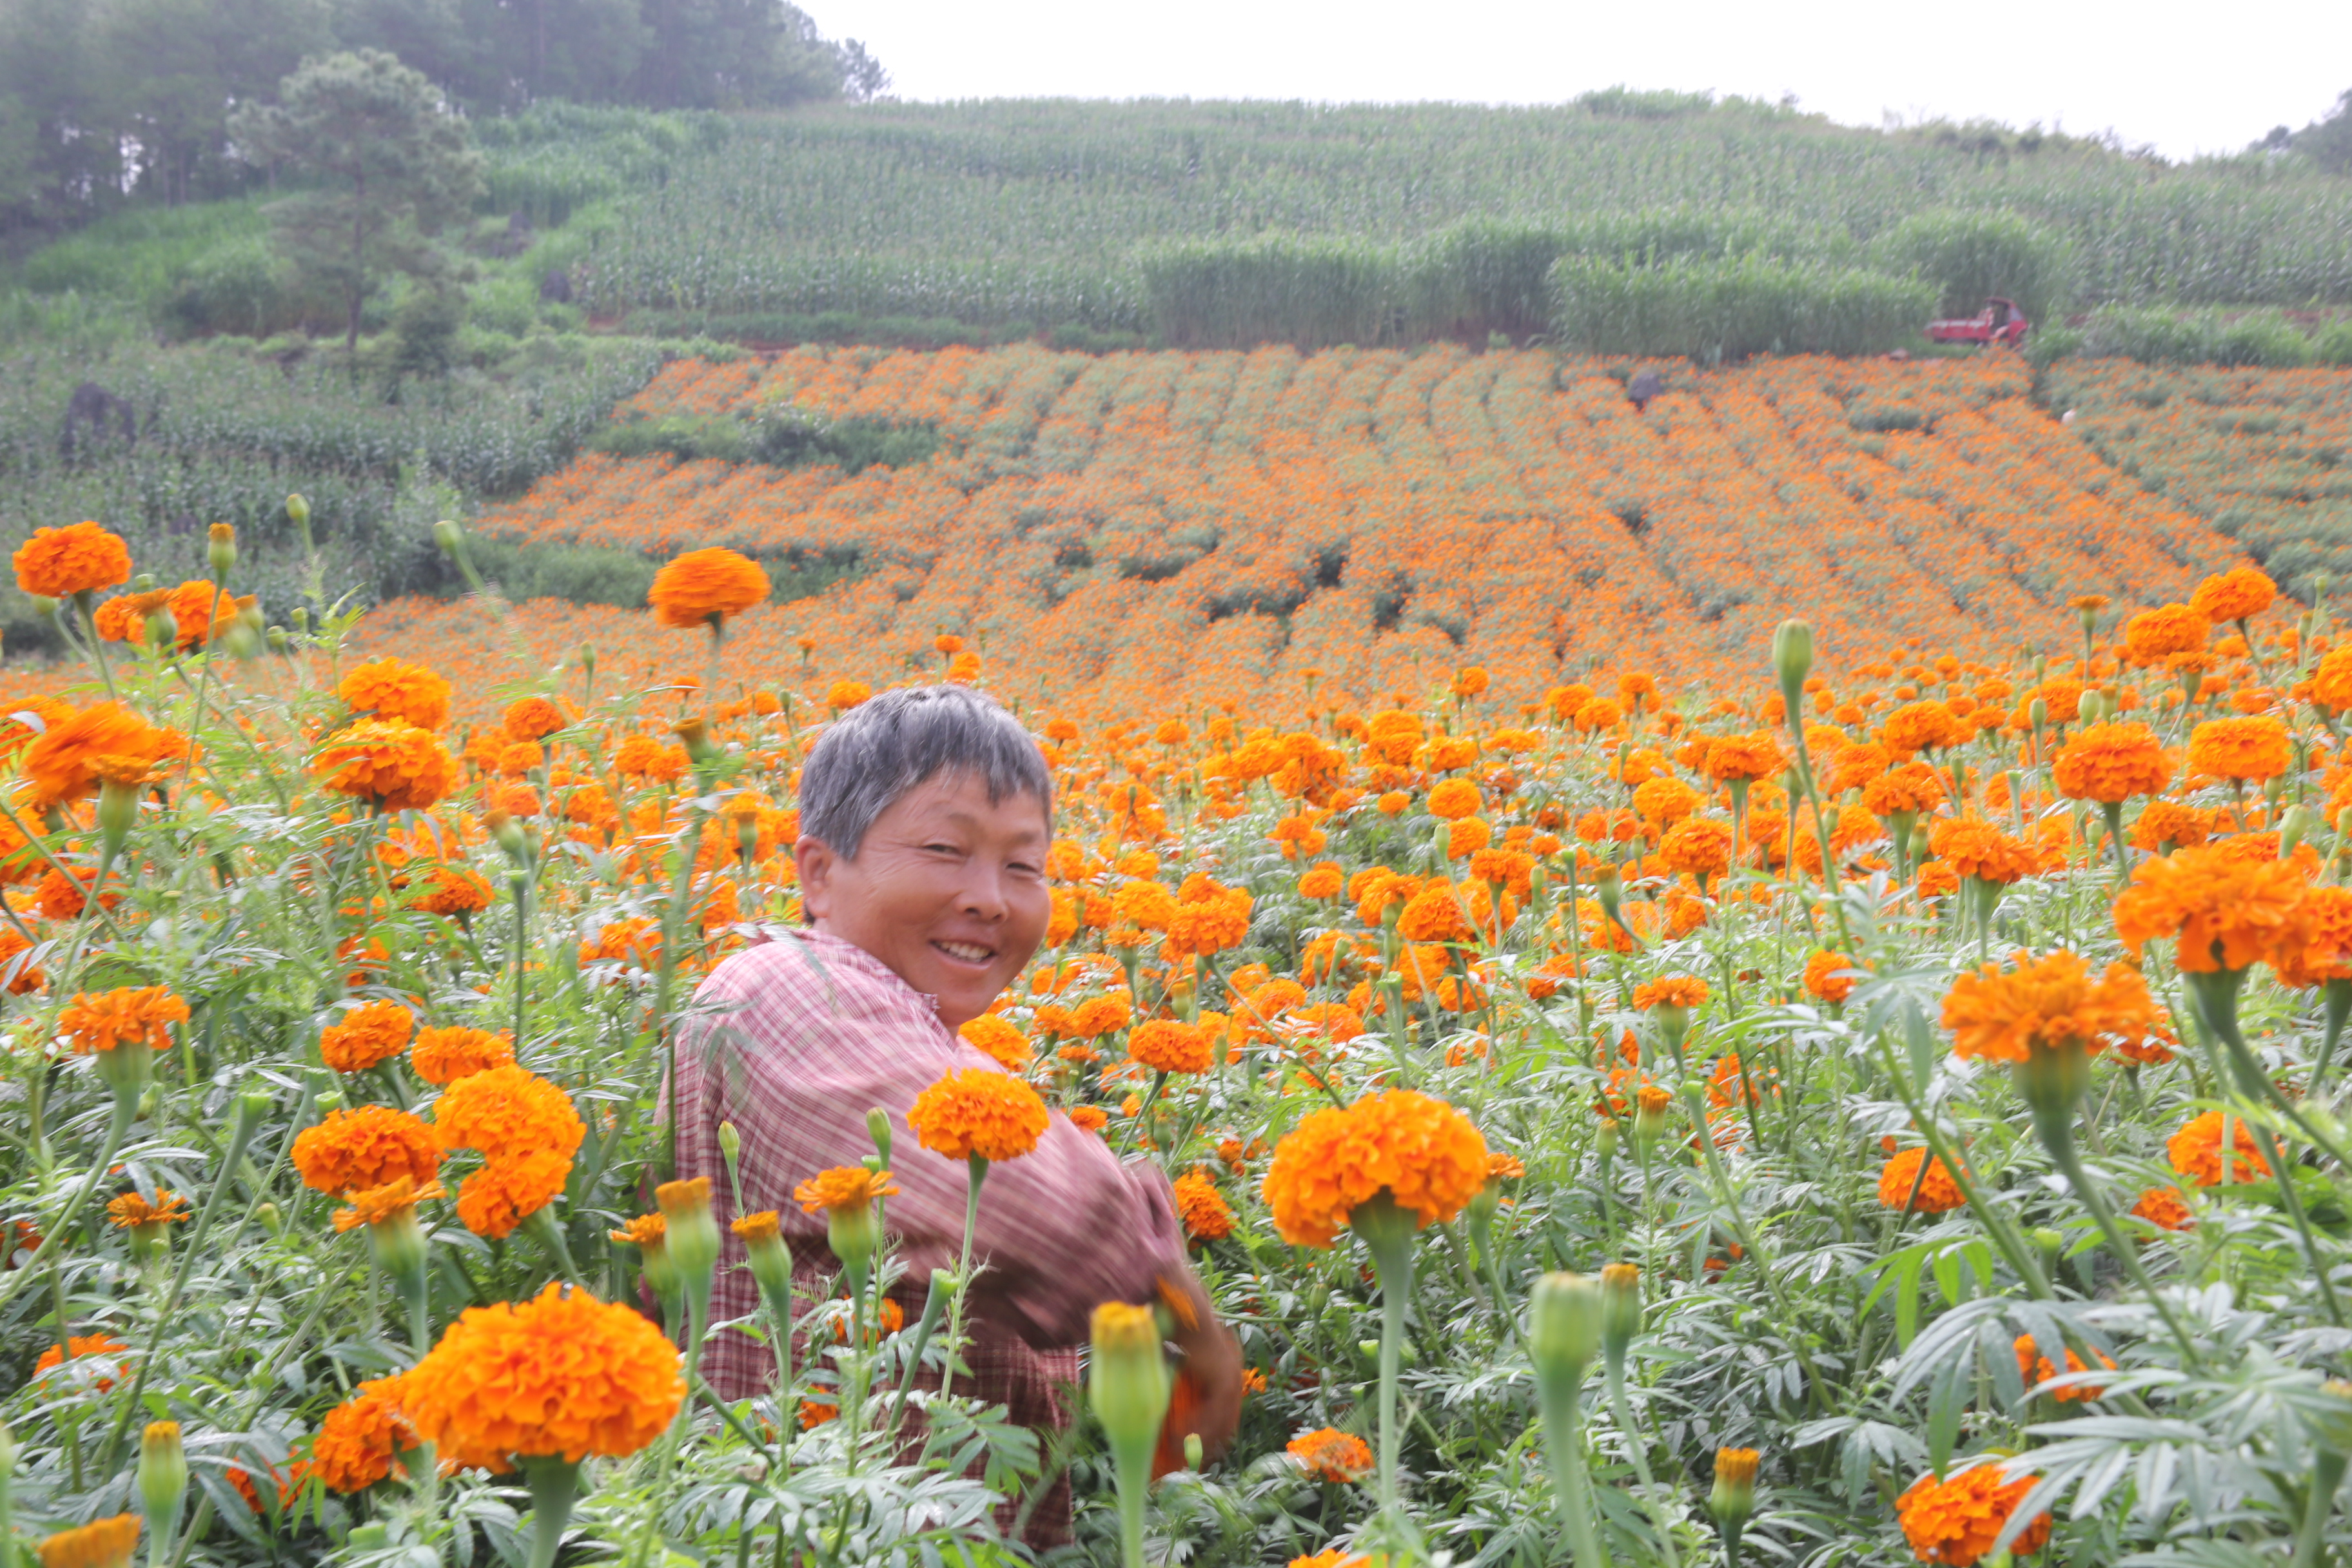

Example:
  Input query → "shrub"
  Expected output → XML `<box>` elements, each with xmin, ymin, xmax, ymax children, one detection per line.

<box><xmin>1871</xmin><ymin>209</ymin><xmax>2073</xmax><ymax>328</ymax></box>
<box><xmin>2079</xmin><ymin>307</ymin><xmax>2321</xmax><ymax>368</ymax></box>
<box><xmin>1137</xmin><ymin>235</ymin><xmax>1403</xmax><ymax>349</ymax></box>
<box><xmin>1549</xmin><ymin>254</ymin><xmax>1932</xmax><ymax>361</ymax></box>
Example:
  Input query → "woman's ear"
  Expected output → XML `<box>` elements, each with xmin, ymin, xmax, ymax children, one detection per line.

<box><xmin>795</xmin><ymin>835</ymin><xmax>837</xmax><ymax>919</ymax></box>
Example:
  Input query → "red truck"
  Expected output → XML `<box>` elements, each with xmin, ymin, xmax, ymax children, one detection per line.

<box><xmin>1928</xmin><ymin>297</ymin><xmax>2030</xmax><ymax>348</ymax></box>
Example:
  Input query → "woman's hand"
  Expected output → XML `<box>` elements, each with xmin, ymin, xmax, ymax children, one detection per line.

<box><xmin>1152</xmin><ymin>1271</ymin><xmax>1244</xmax><ymax>1475</ymax></box>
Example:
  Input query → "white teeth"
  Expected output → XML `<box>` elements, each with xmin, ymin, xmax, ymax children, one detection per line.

<box><xmin>937</xmin><ymin>942</ymin><xmax>991</xmax><ymax>963</ymax></box>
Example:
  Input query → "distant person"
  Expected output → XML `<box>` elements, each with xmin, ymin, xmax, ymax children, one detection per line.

<box><xmin>1628</xmin><ymin>369</ymin><xmax>1664</xmax><ymax>412</ymax></box>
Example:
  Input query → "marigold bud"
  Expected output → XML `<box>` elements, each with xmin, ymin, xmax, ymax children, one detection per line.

<box><xmin>1528</xmin><ymin>1271</ymin><xmax>1603</xmax><ymax>1391</ymax></box>
<box><xmin>865</xmin><ymin>1108</ymin><xmax>893</xmax><ymax>1167</ymax></box>
<box><xmin>206</xmin><ymin>523</ymin><xmax>236</xmax><ymax>577</ymax></box>
<box><xmin>1600</xmin><ymin>1262</ymin><xmax>1642</xmax><ymax>1377</ymax></box>
<box><xmin>285</xmin><ymin>493</ymin><xmax>310</xmax><ymax>529</ymax></box>
<box><xmin>138</xmin><ymin>1420</ymin><xmax>188</xmax><ymax>1542</ymax></box>
<box><xmin>1772</xmin><ymin>619</ymin><xmax>1814</xmax><ymax>704</ymax></box>
<box><xmin>656</xmin><ymin>1177</ymin><xmax>720</xmax><ymax>1313</ymax></box>
<box><xmin>1088</xmin><ymin>1300</ymin><xmax>1171</xmax><ymax>1455</ymax></box>
<box><xmin>1709</xmin><ymin>1446</ymin><xmax>1759</xmax><ymax>1529</ymax></box>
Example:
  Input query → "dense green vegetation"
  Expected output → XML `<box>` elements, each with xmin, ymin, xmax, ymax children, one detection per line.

<box><xmin>0</xmin><ymin>0</ymin><xmax>881</xmax><ymax>240</ymax></box>
<box><xmin>574</xmin><ymin>97</ymin><xmax>2352</xmax><ymax>348</ymax></box>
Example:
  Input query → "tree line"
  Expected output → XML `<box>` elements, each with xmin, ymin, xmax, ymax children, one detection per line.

<box><xmin>0</xmin><ymin>0</ymin><xmax>885</xmax><ymax>242</ymax></box>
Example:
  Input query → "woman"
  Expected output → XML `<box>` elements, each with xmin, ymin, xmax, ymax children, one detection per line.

<box><xmin>672</xmin><ymin>684</ymin><xmax>1240</xmax><ymax>1547</ymax></box>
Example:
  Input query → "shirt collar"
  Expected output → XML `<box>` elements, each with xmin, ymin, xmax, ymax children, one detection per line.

<box><xmin>788</xmin><ymin>927</ymin><xmax>943</xmax><ymax>1016</ymax></box>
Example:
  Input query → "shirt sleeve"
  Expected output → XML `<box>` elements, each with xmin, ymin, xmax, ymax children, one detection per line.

<box><xmin>681</xmin><ymin>937</ymin><xmax>1191</xmax><ymax>1351</ymax></box>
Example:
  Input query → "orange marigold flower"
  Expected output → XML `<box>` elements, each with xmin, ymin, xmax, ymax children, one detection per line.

<box><xmin>1290</xmin><ymin>1554</ymin><xmax>1370</xmax><ymax>1568</ymax></box>
<box><xmin>14</xmin><ymin>521</ymin><xmax>131</xmax><ymax>599</ymax></box>
<box><xmin>1880</xmin><ymin>701</ymin><xmax>1964</xmax><ymax>754</ymax></box>
<box><xmin>1426</xmin><ymin>778</ymin><xmax>1482</xmax><ymax>821</ymax></box>
<box><xmin>318</xmin><ymin>1001</ymin><xmax>414</xmax><ymax>1074</ymax></box>
<box><xmin>2277</xmin><ymin>885</ymin><xmax>2352</xmax><ymax>988</ymax></box>
<box><xmin>2314</xmin><ymin>645</ymin><xmax>2352</xmax><ymax>713</ymax></box>
<box><xmin>649</xmin><ymin>547</ymin><xmax>770</xmax><ymax>629</ymax></box>
<box><xmin>2015</xmin><ymin>1333</ymin><xmax>2114</xmax><ymax>1402</ymax></box>
<box><xmin>1130</xmin><ymin>1019</ymin><xmax>1213</xmax><ymax>1074</ymax></box>
<box><xmin>2112</xmin><ymin>843</ymin><xmax>2312</xmax><ymax>973</ymax></box>
<box><xmin>162</xmin><ymin>578</ymin><xmax>251</xmax><ymax>649</ymax></box>
<box><xmin>2052</xmin><ymin>723</ymin><xmax>2173</xmax><ymax>803</ymax></box>
<box><xmin>293</xmin><ymin>1106</ymin><xmax>440</xmax><ymax>1196</ymax></box>
<box><xmin>1941</xmin><ymin>950</ymin><xmax>2156</xmax><ymax>1064</ymax></box>
<box><xmin>793</xmin><ymin>1166</ymin><xmax>899</xmax><ymax>1214</ymax></box>
<box><xmin>19</xmin><ymin>702</ymin><xmax>184</xmax><ymax>809</ymax></box>
<box><xmin>2131</xmin><ymin>800</ymin><xmax>2213</xmax><ymax>854</ymax></box>
<box><xmin>314</xmin><ymin>719</ymin><xmax>456</xmax><ymax>813</ymax></box>
<box><xmin>1172</xmin><ymin>1170</ymin><xmax>1235</xmax><ymax>1240</ymax></box>
<box><xmin>958</xmin><ymin>1014</ymin><xmax>1033</xmax><ymax>1072</ymax></box>
<box><xmin>34</xmin><ymin>1333</ymin><xmax>130</xmax><ymax>1388</ymax></box>
<box><xmin>502</xmin><ymin>696</ymin><xmax>567</xmax><ymax>743</ymax></box>
<box><xmin>338</xmin><ymin>658</ymin><xmax>452</xmax><ymax>732</ymax></box>
<box><xmin>1703</xmin><ymin>732</ymin><xmax>1783</xmax><ymax>783</ymax></box>
<box><xmin>0</xmin><ymin>926</ymin><xmax>44</xmax><ymax>995</ymax></box>
<box><xmin>1896</xmin><ymin>1464</ymin><xmax>2052</xmax><ymax>1567</ymax></box>
<box><xmin>1298</xmin><ymin>864</ymin><xmax>1345</xmax><ymax>899</ymax></box>
<box><xmin>908</xmin><ymin>1067</ymin><xmax>1050</xmax><ymax>1162</ymax></box>
<box><xmin>2190</xmin><ymin>567</ymin><xmax>2277</xmax><ymax>625</ymax></box>
<box><xmin>59</xmin><ymin>985</ymin><xmax>188</xmax><ymax>1054</ymax></box>
<box><xmin>2186</xmin><ymin>714</ymin><xmax>2292</xmax><ymax>783</ymax></box>
<box><xmin>332</xmin><ymin>1175</ymin><xmax>446</xmax><ymax>1232</ymax></box>
<box><xmin>1631</xmin><ymin>975</ymin><xmax>1709</xmax><ymax>1010</ymax></box>
<box><xmin>2123</xmin><ymin>603</ymin><xmax>2211</xmax><ymax>665</ymax></box>
<box><xmin>1803</xmin><ymin>950</ymin><xmax>1860</xmax><ymax>1004</ymax></box>
<box><xmin>409</xmin><ymin>1026</ymin><xmax>515</xmax><ymax>1086</ymax></box>
<box><xmin>1877</xmin><ymin>1148</ymin><xmax>1966</xmax><ymax>1213</ymax></box>
<box><xmin>311</xmin><ymin>1375</ymin><xmax>417</xmax><ymax>1492</ymax></box>
<box><xmin>455</xmin><ymin>1149</ymin><xmax>571</xmax><ymax>1239</ymax></box>
<box><xmin>1286</xmin><ymin>1427</ymin><xmax>1375</xmax><ymax>1484</ymax></box>
<box><xmin>106</xmin><ymin>1189</ymin><xmax>190</xmax><ymax>1230</ymax></box>
<box><xmin>2133</xmin><ymin>1186</ymin><xmax>2195</xmax><ymax>1230</ymax></box>
<box><xmin>1863</xmin><ymin>761</ymin><xmax>1946</xmax><ymax>818</ymax></box>
<box><xmin>2167</xmin><ymin>1110</ymin><xmax>2269</xmax><ymax>1186</ymax></box>
<box><xmin>401</xmin><ymin>1282</ymin><xmax>683</xmax><ymax>1472</ymax></box>
<box><xmin>1928</xmin><ymin>816</ymin><xmax>2033</xmax><ymax>885</ymax></box>
<box><xmin>1660</xmin><ymin>817</ymin><xmax>1734</xmax><ymax>880</ymax></box>
<box><xmin>432</xmin><ymin>1065</ymin><xmax>586</xmax><ymax>1165</ymax></box>
<box><xmin>413</xmin><ymin>863</ymin><xmax>494</xmax><ymax>917</ymax></box>
<box><xmin>1068</xmin><ymin>993</ymin><xmax>1132</xmax><ymax>1039</ymax></box>
<box><xmin>1260</xmin><ymin>1088</ymin><xmax>1488</xmax><ymax>1248</ymax></box>
<box><xmin>1067</xmin><ymin>1105</ymin><xmax>1110</xmax><ymax>1133</ymax></box>
<box><xmin>33</xmin><ymin>1513</ymin><xmax>142</xmax><ymax>1568</ymax></box>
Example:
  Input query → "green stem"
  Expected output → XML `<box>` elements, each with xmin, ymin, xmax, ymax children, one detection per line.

<box><xmin>2293</xmin><ymin>1449</ymin><xmax>2348</xmax><ymax>1568</ymax></box>
<box><xmin>99</xmin><ymin>1097</ymin><xmax>268</xmax><ymax>1470</ymax></box>
<box><xmin>1539</xmin><ymin>1377</ymin><xmax>1609</xmax><ymax>1568</ymax></box>
<box><xmin>1606</xmin><ymin>1366</ymin><xmax>1680</xmax><ymax>1568</ymax></box>
<box><xmin>938</xmin><ymin>1156</ymin><xmax>986</xmax><ymax>1402</ymax></box>
<box><xmin>521</xmin><ymin>1456</ymin><xmax>580</xmax><ymax>1568</ymax></box>
<box><xmin>2044</xmin><ymin>1127</ymin><xmax>2206</xmax><ymax>1370</ymax></box>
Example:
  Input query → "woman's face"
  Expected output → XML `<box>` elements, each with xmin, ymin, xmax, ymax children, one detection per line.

<box><xmin>796</xmin><ymin>770</ymin><xmax>1053</xmax><ymax>1030</ymax></box>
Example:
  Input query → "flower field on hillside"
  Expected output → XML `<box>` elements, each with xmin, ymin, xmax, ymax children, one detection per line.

<box><xmin>10</xmin><ymin>509</ymin><xmax>2352</xmax><ymax>1567</ymax></box>
<box><xmin>447</xmin><ymin>347</ymin><xmax>2246</xmax><ymax>728</ymax></box>
<box><xmin>2046</xmin><ymin>360</ymin><xmax>2352</xmax><ymax>601</ymax></box>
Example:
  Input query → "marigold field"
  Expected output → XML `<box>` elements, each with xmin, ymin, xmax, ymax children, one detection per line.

<box><xmin>18</xmin><ymin>359</ymin><xmax>2352</xmax><ymax>1568</ymax></box>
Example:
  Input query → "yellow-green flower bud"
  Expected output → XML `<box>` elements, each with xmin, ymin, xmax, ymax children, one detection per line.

<box><xmin>207</xmin><ymin>523</ymin><xmax>237</xmax><ymax>578</ymax></box>
<box><xmin>1600</xmin><ymin>1263</ymin><xmax>1642</xmax><ymax>1377</ymax></box>
<box><xmin>284</xmin><ymin>493</ymin><xmax>310</xmax><ymax>529</ymax></box>
<box><xmin>1772</xmin><ymin>619</ymin><xmax>1814</xmax><ymax>701</ymax></box>
<box><xmin>865</xmin><ymin>1108</ymin><xmax>893</xmax><ymax>1167</ymax></box>
<box><xmin>139</xmin><ymin>1420</ymin><xmax>188</xmax><ymax>1540</ymax></box>
<box><xmin>656</xmin><ymin>1177</ymin><xmax>721</xmax><ymax>1307</ymax></box>
<box><xmin>1528</xmin><ymin>1271</ymin><xmax>1603</xmax><ymax>1391</ymax></box>
<box><xmin>1709</xmin><ymin>1446</ymin><xmax>1759</xmax><ymax>1530</ymax></box>
<box><xmin>1088</xmin><ymin>1300</ymin><xmax>1171</xmax><ymax>1455</ymax></box>
<box><xmin>254</xmin><ymin>1201</ymin><xmax>281</xmax><ymax>1237</ymax></box>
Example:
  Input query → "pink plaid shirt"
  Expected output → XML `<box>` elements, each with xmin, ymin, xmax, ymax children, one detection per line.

<box><xmin>673</xmin><ymin>928</ymin><xmax>1190</xmax><ymax>1544</ymax></box>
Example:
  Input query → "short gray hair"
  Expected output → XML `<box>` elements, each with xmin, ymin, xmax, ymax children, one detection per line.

<box><xmin>798</xmin><ymin>685</ymin><xmax>1052</xmax><ymax>858</ymax></box>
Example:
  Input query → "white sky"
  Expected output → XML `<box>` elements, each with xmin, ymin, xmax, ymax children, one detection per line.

<box><xmin>838</xmin><ymin>0</ymin><xmax>2349</xmax><ymax>164</ymax></box>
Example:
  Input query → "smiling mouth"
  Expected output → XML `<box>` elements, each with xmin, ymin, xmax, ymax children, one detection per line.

<box><xmin>932</xmin><ymin>940</ymin><xmax>995</xmax><ymax>966</ymax></box>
